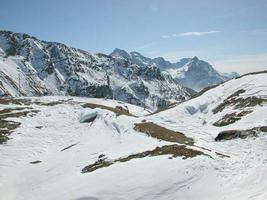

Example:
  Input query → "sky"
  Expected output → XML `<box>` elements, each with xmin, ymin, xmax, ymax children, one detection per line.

<box><xmin>1</xmin><ymin>0</ymin><xmax>267</xmax><ymax>74</ymax></box>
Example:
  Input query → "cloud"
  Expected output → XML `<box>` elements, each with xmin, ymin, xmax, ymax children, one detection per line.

<box><xmin>161</xmin><ymin>31</ymin><xmax>222</xmax><ymax>39</ymax></box>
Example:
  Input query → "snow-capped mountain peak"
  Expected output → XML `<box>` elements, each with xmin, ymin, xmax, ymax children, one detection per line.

<box><xmin>163</xmin><ymin>56</ymin><xmax>239</xmax><ymax>91</ymax></box>
<box><xmin>110</xmin><ymin>48</ymin><xmax>238</xmax><ymax>91</ymax></box>
<box><xmin>110</xmin><ymin>48</ymin><xmax>130</xmax><ymax>60</ymax></box>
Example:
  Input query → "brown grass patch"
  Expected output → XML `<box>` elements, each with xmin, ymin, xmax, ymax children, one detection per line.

<box><xmin>134</xmin><ymin>122</ymin><xmax>194</xmax><ymax>145</ymax></box>
<box><xmin>0</xmin><ymin>120</ymin><xmax>20</xmax><ymax>144</ymax></box>
<box><xmin>33</xmin><ymin>100</ymin><xmax>66</xmax><ymax>106</ymax></box>
<box><xmin>0</xmin><ymin>108</ymin><xmax>39</xmax><ymax>144</ymax></box>
<box><xmin>81</xmin><ymin>144</ymin><xmax>204</xmax><ymax>173</ymax></box>
<box><xmin>0</xmin><ymin>98</ymin><xmax>68</xmax><ymax>107</ymax></box>
<box><xmin>212</xmin><ymin>89</ymin><xmax>266</xmax><ymax>114</ymax></box>
<box><xmin>0</xmin><ymin>107</ymin><xmax>29</xmax><ymax>115</ymax></box>
<box><xmin>0</xmin><ymin>98</ymin><xmax>26</xmax><ymax>105</ymax></box>
<box><xmin>213</xmin><ymin>110</ymin><xmax>253</xmax><ymax>127</ymax></box>
<box><xmin>82</xmin><ymin>103</ymin><xmax>136</xmax><ymax>117</ymax></box>
<box><xmin>0</xmin><ymin>110</ymin><xmax>39</xmax><ymax>120</ymax></box>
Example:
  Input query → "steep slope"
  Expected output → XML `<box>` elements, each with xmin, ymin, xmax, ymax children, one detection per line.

<box><xmin>0</xmin><ymin>30</ymin><xmax>192</xmax><ymax>110</ymax></box>
<box><xmin>0</xmin><ymin>71</ymin><xmax>266</xmax><ymax>200</ymax></box>
<box><xmin>149</xmin><ymin>71</ymin><xmax>267</xmax><ymax>140</ymax></box>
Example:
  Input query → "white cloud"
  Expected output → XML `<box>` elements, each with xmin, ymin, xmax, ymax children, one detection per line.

<box><xmin>161</xmin><ymin>31</ymin><xmax>222</xmax><ymax>39</ymax></box>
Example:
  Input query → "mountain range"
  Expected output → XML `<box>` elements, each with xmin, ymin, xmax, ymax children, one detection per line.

<box><xmin>0</xmin><ymin>30</ymin><xmax>238</xmax><ymax>110</ymax></box>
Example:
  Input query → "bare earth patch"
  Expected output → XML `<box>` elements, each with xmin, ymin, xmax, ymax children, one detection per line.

<box><xmin>82</xmin><ymin>122</ymin><xmax>205</xmax><ymax>173</ymax></box>
<box><xmin>213</xmin><ymin>110</ymin><xmax>253</xmax><ymax>127</ymax></box>
<box><xmin>82</xmin><ymin>103</ymin><xmax>136</xmax><ymax>117</ymax></box>
<box><xmin>0</xmin><ymin>107</ymin><xmax>39</xmax><ymax>144</ymax></box>
<box><xmin>134</xmin><ymin>122</ymin><xmax>194</xmax><ymax>145</ymax></box>
<box><xmin>81</xmin><ymin>144</ymin><xmax>204</xmax><ymax>173</ymax></box>
<box><xmin>0</xmin><ymin>98</ymin><xmax>28</xmax><ymax>105</ymax></box>
<box><xmin>212</xmin><ymin>89</ymin><xmax>266</xmax><ymax>114</ymax></box>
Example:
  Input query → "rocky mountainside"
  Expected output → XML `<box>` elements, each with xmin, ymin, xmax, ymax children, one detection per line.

<box><xmin>0</xmin><ymin>30</ymin><xmax>195</xmax><ymax>110</ymax></box>
<box><xmin>163</xmin><ymin>56</ymin><xmax>239</xmax><ymax>91</ymax></box>
<box><xmin>111</xmin><ymin>49</ymin><xmax>239</xmax><ymax>91</ymax></box>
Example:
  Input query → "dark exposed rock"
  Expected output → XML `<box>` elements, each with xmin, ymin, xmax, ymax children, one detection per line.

<box><xmin>61</xmin><ymin>143</ymin><xmax>79</xmax><ymax>151</ymax></box>
<box><xmin>30</xmin><ymin>160</ymin><xmax>42</xmax><ymax>164</ymax></box>
<box><xmin>215</xmin><ymin>126</ymin><xmax>267</xmax><ymax>141</ymax></box>
<box><xmin>212</xmin><ymin>89</ymin><xmax>266</xmax><ymax>114</ymax></box>
<box><xmin>213</xmin><ymin>110</ymin><xmax>253</xmax><ymax>127</ymax></box>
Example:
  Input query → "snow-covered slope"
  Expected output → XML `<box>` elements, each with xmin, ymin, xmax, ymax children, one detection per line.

<box><xmin>0</xmin><ymin>71</ymin><xmax>266</xmax><ymax>200</ymax></box>
<box><xmin>0</xmin><ymin>30</ymin><xmax>193</xmax><ymax>110</ymax></box>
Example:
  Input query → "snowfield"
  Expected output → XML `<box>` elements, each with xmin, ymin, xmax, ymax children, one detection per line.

<box><xmin>0</xmin><ymin>72</ymin><xmax>267</xmax><ymax>200</ymax></box>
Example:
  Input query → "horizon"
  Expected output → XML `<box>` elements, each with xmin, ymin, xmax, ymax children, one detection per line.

<box><xmin>1</xmin><ymin>0</ymin><xmax>267</xmax><ymax>74</ymax></box>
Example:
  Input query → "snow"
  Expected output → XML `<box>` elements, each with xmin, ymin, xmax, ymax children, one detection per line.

<box><xmin>0</xmin><ymin>71</ymin><xmax>267</xmax><ymax>200</ymax></box>
<box><xmin>79</xmin><ymin>109</ymin><xmax>98</xmax><ymax>123</ymax></box>
<box><xmin>0</xmin><ymin>97</ymin><xmax>168</xmax><ymax>200</ymax></box>
<box><xmin>161</xmin><ymin>57</ymin><xmax>237</xmax><ymax>91</ymax></box>
<box><xmin>0</xmin><ymin>31</ymin><xmax>266</xmax><ymax>199</ymax></box>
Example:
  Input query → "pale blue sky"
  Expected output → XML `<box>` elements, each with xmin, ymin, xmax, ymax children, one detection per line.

<box><xmin>1</xmin><ymin>0</ymin><xmax>267</xmax><ymax>74</ymax></box>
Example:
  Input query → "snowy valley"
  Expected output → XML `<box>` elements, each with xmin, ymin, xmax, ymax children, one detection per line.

<box><xmin>0</xmin><ymin>70</ymin><xmax>267</xmax><ymax>200</ymax></box>
<box><xmin>1</xmin><ymin>0</ymin><xmax>267</xmax><ymax>199</ymax></box>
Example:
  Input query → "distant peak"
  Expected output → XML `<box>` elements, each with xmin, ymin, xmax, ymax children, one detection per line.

<box><xmin>130</xmin><ymin>51</ymin><xmax>142</xmax><ymax>56</ymax></box>
<box><xmin>110</xmin><ymin>48</ymin><xmax>130</xmax><ymax>59</ymax></box>
<box><xmin>153</xmin><ymin>57</ymin><xmax>165</xmax><ymax>61</ymax></box>
<box><xmin>192</xmin><ymin>56</ymin><xmax>199</xmax><ymax>61</ymax></box>
<box><xmin>111</xmin><ymin>48</ymin><xmax>128</xmax><ymax>54</ymax></box>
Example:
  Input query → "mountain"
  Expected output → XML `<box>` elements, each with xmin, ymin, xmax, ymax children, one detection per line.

<box><xmin>0</xmin><ymin>71</ymin><xmax>266</xmax><ymax>199</ymax></box>
<box><xmin>111</xmin><ymin>49</ymin><xmax>239</xmax><ymax>91</ymax></box>
<box><xmin>110</xmin><ymin>48</ymin><xmax>174</xmax><ymax>70</ymax></box>
<box><xmin>0</xmin><ymin>30</ymin><xmax>193</xmax><ymax>110</ymax></box>
<box><xmin>163</xmin><ymin>56</ymin><xmax>239</xmax><ymax>91</ymax></box>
